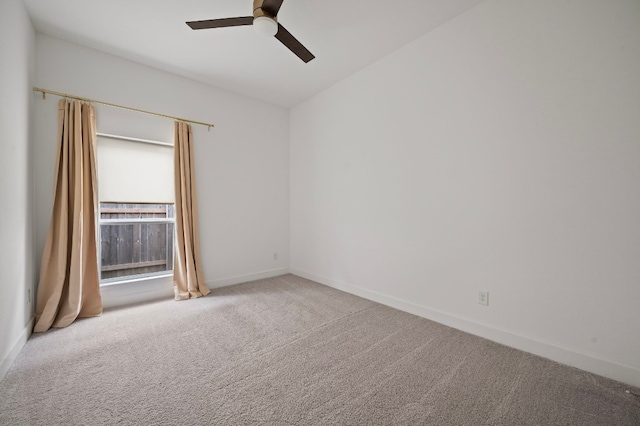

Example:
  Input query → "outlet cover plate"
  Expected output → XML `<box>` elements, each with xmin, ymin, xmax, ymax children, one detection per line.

<box><xmin>479</xmin><ymin>291</ymin><xmax>489</xmax><ymax>306</ymax></box>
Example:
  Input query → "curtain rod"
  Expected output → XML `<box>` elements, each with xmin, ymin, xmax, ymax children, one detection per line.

<box><xmin>33</xmin><ymin>87</ymin><xmax>215</xmax><ymax>130</ymax></box>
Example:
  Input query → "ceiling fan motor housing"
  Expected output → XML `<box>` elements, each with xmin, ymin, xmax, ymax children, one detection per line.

<box><xmin>253</xmin><ymin>0</ymin><xmax>276</xmax><ymax>21</ymax></box>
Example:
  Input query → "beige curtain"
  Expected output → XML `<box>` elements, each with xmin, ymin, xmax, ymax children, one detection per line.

<box><xmin>173</xmin><ymin>122</ymin><xmax>210</xmax><ymax>300</ymax></box>
<box><xmin>34</xmin><ymin>100</ymin><xmax>102</xmax><ymax>333</ymax></box>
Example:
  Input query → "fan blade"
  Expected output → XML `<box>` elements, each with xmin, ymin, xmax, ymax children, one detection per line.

<box><xmin>261</xmin><ymin>0</ymin><xmax>284</xmax><ymax>17</ymax></box>
<box><xmin>186</xmin><ymin>17</ymin><xmax>253</xmax><ymax>30</ymax></box>
<box><xmin>275</xmin><ymin>23</ymin><xmax>315</xmax><ymax>63</ymax></box>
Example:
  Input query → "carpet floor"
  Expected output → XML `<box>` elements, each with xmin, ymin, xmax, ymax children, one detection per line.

<box><xmin>1</xmin><ymin>274</ymin><xmax>638</xmax><ymax>425</ymax></box>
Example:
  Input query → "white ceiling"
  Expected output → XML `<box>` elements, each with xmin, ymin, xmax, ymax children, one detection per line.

<box><xmin>23</xmin><ymin>0</ymin><xmax>485</xmax><ymax>108</ymax></box>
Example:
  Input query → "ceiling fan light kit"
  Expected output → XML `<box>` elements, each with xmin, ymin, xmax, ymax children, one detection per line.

<box><xmin>186</xmin><ymin>0</ymin><xmax>315</xmax><ymax>63</ymax></box>
<box><xmin>253</xmin><ymin>16</ymin><xmax>278</xmax><ymax>38</ymax></box>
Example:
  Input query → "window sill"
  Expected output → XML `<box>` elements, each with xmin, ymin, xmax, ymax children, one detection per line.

<box><xmin>100</xmin><ymin>272</ymin><xmax>173</xmax><ymax>288</ymax></box>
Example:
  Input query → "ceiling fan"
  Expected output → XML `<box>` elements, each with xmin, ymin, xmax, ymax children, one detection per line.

<box><xmin>186</xmin><ymin>0</ymin><xmax>315</xmax><ymax>63</ymax></box>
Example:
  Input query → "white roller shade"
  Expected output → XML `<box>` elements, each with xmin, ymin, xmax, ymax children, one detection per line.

<box><xmin>97</xmin><ymin>135</ymin><xmax>174</xmax><ymax>203</ymax></box>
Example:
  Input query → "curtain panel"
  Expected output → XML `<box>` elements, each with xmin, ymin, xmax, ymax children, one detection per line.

<box><xmin>173</xmin><ymin>122</ymin><xmax>210</xmax><ymax>300</ymax></box>
<box><xmin>34</xmin><ymin>99</ymin><xmax>102</xmax><ymax>333</ymax></box>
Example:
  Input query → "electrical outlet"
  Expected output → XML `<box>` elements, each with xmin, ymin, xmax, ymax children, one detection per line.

<box><xmin>478</xmin><ymin>291</ymin><xmax>489</xmax><ymax>306</ymax></box>
<box><xmin>273</xmin><ymin>252</ymin><xmax>278</xmax><ymax>261</ymax></box>
<box><xmin>27</xmin><ymin>288</ymin><xmax>31</xmax><ymax>305</ymax></box>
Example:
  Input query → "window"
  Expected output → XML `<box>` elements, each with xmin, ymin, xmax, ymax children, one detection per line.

<box><xmin>96</xmin><ymin>132</ymin><xmax>175</xmax><ymax>285</ymax></box>
<box><xmin>99</xmin><ymin>203</ymin><xmax>174</xmax><ymax>283</ymax></box>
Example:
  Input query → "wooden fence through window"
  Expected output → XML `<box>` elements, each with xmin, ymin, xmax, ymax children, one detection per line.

<box><xmin>99</xmin><ymin>203</ymin><xmax>174</xmax><ymax>280</ymax></box>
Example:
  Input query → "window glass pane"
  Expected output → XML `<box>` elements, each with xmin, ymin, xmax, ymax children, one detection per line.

<box><xmin>99</xmin><ymin>203</ymin><xmax>174</xmax><ymax>282</ymax></box>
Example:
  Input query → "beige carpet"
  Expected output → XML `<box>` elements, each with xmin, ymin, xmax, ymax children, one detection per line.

<box><xmin>1</xmin><ymin>274</ymin><xmax>638</xmax><ymax>425</ymax></box>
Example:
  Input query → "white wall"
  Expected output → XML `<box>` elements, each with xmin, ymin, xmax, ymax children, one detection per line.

<box><xmin>290</xmin><ymin>0</ymin><xmax>640</xmax><ymax>387</ymax></box>
<box><xmin>0</xmin><ymin>0</ymin><xmax>36</xmax><ymax>380</ymax></box>
<box><xmin>34</xmin><ymin>34</ymin><xmax>290</xmax><ymax>306</ymax></box>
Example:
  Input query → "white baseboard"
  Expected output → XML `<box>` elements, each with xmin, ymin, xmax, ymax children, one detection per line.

<box><xmin>0</xmin><ymin>317</ymin><xmax>34</xmax><ymax>382</ymax></box>
<box><xmin>206</xmin><ymin>268</ymin><xmax>290</xmax><ymax>289</ymax></box>
<box><xmin>290</xmin><ymin>268</ymin><xmax>640</xmax><ymax>389</ymax></box>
